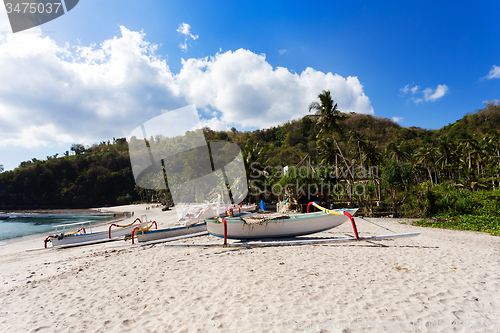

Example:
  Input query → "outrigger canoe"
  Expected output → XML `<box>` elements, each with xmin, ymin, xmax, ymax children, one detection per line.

<box><xmin>136</xmin><ymin>204</ymin><xmax>257</xmax><ymax>243</ymax></box>
<box><xmin>44</xmin><ymin>218</ymin><xmax>154</xmax><ymax>248</ymax></box>
<box><xmin>136</xmin><ymin>222</ymin><xmax>208</xmax><ymax>243</ymax></box>
<box><xmin>205</xmin><ymin>207</ymin><xmax>359</xmax><ymax>239</ymax></box>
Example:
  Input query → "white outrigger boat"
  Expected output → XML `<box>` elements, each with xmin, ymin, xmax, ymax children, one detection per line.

<box><xmin>135</xmin><ymin>204</ymin><xmax>257</xmax><ymax>244</ymax></box>
<box><xmin>201</xmin><ymin>202</ymin><xmax>419</xmax><ymax>246</ymax></box>
<box><xmin>206</xmin><ymin>206</ymin><xmax>359</xmax><ymax>239</ymax></box>
<box><xmin>44</xmin><ymin>218</ymin><xmax>156</xmax><ymax>248</ymax></box>
<box><xmin>135</xmin><ymin>222</ymin><xmax>208</xmax><ymax>244</ymax></box>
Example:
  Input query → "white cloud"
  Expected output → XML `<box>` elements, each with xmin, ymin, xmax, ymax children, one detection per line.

<box><xmin>484</xmin><ymin>65</ymin><xmax>500</xmax><ymax>80</ymax></box>
<box><xmin>199</xmin><ymin>117</ymin><xmax>229</xmax><ymax>131</ymax></box>
<box><xmin>279</xmin><ymin>49</ymin><xmax>288</xmax><ymax>55</ymax></box>
<box><xmin>400</xmin><ymin>84</ymin><xmax>409</xmax><ymax>94</ymax></box>
<box><xmin>410</xmin><ymin>97</ymin><xmax>423</xmax><ymax>104</ymax></box>
<box><xmin>179</xmin><ymin>41</ymin><xmax>188</xmax><ymax>52</ymax></box>
<box><xmin>177</xmin><ymin>49</ymin><xmax>373</xmax><ymax>128</ymax></box>
<box><xmin>0</xmin><ymin>26</ymin><xmax>373</xmax><ymax>150</ymax></box>
<box><xmin>399</xmin><ymin>83</ymin><xmax>418</xmax><ymax>95</ymax></box>
<box><xmin>423</xmin><ymin>84</ymin><xmax>448</xmax><ymax>102</ymax></box>
<box><xmin>400</xmin><ymin>83</ymin><xmax>447</xmax><ymax>104</ymax></box>
<box><xmin>0</xmin><ymin>8</ymin><xmax>11</xmax><ymax>34</ymax></box>
<box><xmin>392</xmin><ymin>117</ymin><xmax>403</xmax><ymax>123</ymax></box>
<box><xmin>177</xmin><ymin>22</ymin><xmax>198</xmax><ymax>52</ymax></box>
<box><xmin>0</xmin><ymin>26</ymin><xmax>180</xmax><ymax>148</ymax></box>
<box><xmin>483</xmin><ymin>99</ymin><xmax>500</xmax><ymax>106</ymax></box>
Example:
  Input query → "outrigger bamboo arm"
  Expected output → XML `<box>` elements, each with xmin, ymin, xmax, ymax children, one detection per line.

<box><xmin>307</xmin><ymin>201</ymin><xmax>359</xmax><ymax>238</ymax></box>
<box><xmin>307</xmin><ymin>201</ymin><xmax>345</xmax><ymax>215</ymax></box>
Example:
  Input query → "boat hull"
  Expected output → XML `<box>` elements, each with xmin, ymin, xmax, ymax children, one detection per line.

<box><xmin>206</xmin><ymin>211</ymin><xmax>352</xmax><ymax>239</ymax></box>
<box><xmin>49</xmin><ymin>225</ymin><xmax>136</xmax><ymax>247</ymax></box>
<box><xmin>137</xmin><ymin>222</ymin><xmax>207</xmax><ymax>242</ymax></box>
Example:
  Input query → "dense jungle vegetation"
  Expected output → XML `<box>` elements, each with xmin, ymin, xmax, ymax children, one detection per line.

<box><xmin>0</xmin><ymin>95</ymin><xmax>499</xmax><ymax>234</ymax></box>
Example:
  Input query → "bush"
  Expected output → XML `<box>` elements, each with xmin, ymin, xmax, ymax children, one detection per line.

<box><xmin>425</xmin><ymin>186</ymin><xmax>500</xmax><ymax>216</ymax></box>
<box><xmin>414</xmin><ymin>214</ymin><xmax>500</xmax><ymax>236</ymax></box>
<box><xmin>413</xmin><ymin>186</ymin><xmax>500</xmax><ymax>235</ymax></box>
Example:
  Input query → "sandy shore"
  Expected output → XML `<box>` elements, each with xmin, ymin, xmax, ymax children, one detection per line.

<box><xmin>1</xmin><ymin>205</ymin><xmax>499</xmax><ymax>332</ymax></box>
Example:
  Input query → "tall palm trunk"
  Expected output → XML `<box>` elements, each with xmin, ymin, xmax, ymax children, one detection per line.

<box><xmin>468</xmin><ymin>146</ymin><xmax>471</xmax><ymax>171</ymax></box>
<box><xmin>335</xmin><ymin>154</ymin><xmax>338</xmax><ymax>178</ymax></box>
<box><xmin>334</xmin><ymin>138</ymin><xmax>354</xmax><ymax>179</ymax></box>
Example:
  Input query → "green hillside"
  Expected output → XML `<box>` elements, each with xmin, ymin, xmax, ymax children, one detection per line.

<box><xmin>1</xmin><ymin>99</ymin><xmax>499</xmax><ymax>228</ymax></box>
<box><xmin>0</xmin><ymin>139</ymin><xmax>135</xmax><ymax>209</ymax></box>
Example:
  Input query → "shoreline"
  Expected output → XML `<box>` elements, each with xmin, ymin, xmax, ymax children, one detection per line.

<box><xmin>3</xmin><ymin>208</ymin><xmax>118</xmax><ymax>214</ymax></box>
<box><xmin>0</xmin><ymin>208</ymin><xmax>130</xmax><ymax>244</ymax></box>
<box><xmin>0</xmin><ymin>204</ymin><xmax>175</xmax><ymax>248</ymax></box>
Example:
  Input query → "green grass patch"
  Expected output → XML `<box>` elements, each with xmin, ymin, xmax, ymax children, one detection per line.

<box><xmin>413</xmin><ymin>214</ymin><xmax>500</xmax><ymax>236</ymax></box>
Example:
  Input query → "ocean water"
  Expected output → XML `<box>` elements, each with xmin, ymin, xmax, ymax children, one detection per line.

<box><xmin>0</xmin><ymin>213</ymin><xmax>115</xmax><ymax>242</ymax></box>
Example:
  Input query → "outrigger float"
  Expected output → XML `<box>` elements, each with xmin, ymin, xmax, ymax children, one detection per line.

<box><xmin>43</xmin><ymin>218</ymin><xmax>157</xmax><ymax>249</ymax></box>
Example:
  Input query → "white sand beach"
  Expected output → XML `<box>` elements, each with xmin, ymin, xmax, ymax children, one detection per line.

<box><xmin>1</xmin><ymin>204</ymin><xmax>499</xmax><ymax>332</ymax></box>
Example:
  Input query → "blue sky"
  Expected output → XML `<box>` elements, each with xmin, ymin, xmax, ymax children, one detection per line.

<box><xmin>0</xmin><ymin>0</ymin><xmax>499</xmax><ymax>171</ymax></box>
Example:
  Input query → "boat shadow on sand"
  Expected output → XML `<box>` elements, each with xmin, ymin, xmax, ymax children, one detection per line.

<box><xmin>221</xmin><ymin>234</ymin><xmax>429</xmax><ymax>249</ymax></box>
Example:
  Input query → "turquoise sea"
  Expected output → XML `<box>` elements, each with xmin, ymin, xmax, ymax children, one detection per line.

<box><xmin>0</xmin><ymin>213</ymin><xmax>115</xmax><ymax>242</ymax></box>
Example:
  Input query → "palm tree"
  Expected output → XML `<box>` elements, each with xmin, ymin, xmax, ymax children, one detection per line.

<box><xmin>381</xmin><ymin>159</ymin><xmax>416</xmax><ymax>217</ymax></box>
<box><xmin>309</xmin><ymin>90</ymin><xmax>352</xmax><ymax>178</ymax></box>
<box><xmin>414</xmin><ymin>145</ymin><xmax>438</xmax><ymax>184</ymax></box>
<box><xmin>470</xmin><ymin>140</ymin><xmax>487</xmax><ymax>175</ymax></box>
<box><xmin>435</xmin><ymin>136</ymin><xmax>457</xmax><ymax>182</ymax></box>
<box><xmin>457</xmin><ymin>168</ymin><xmax>486</xmax><ymax>192</ymax></box>
<box><xmin>486</xmin><ymin>130</ymin><xmax>500</xmax><ymax>169</ymax></box>
<box><xmin>316</xmin><ymin>137</ymin><xmax>337</xmax><ymax>168</ymax></box>
<box><xmin>385</xmin><ymin>140</ymin><xmax>408</xmax><ymax>163</ymax></box>
<box><xmin>458</xmin><ymin>133</ymin><xmax>478</xmax><ymax>172</ymax></box>
<box><xmin>308</xmin><ymin>90</ymin><xmax>345</xmax><ymax>139</ymax></box>
<box><xmin>363</xmin><ymin>140</ymin><xmax>382</xmax><ymax>202</ymax></box>
<box><xmin>348</xmin><ymin>129</ymin><xmax>367</xmax><ymax>169</ymax></box>
<box><xmin>363</xmin><ymin>141</ymin><xmax>382</xmax><ymax>176</ymax></box>
<box><xmin>484</xmin><ymin>131</ymin><xmax>500</xmax><ymax>189</ymax></box>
